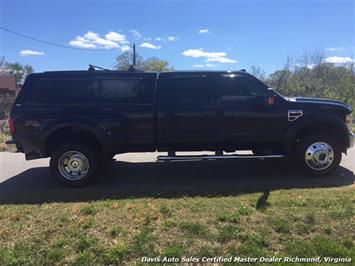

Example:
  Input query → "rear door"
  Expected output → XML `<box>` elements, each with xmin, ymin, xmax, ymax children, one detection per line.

<box><xmin>95</xmin><ymin>72</ymin><xmax>157</xmax><ymax>151</ymax></box>
<box><xmin>156</xmin><ymin>73</ymin><xmax>217</xmax><ymax>150</ymax></box>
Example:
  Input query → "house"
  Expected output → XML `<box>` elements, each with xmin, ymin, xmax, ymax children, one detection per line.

<box><xmin>0</xmin><ymin>74</ymin><xmax>19</xmax><ymax>96</ymax></box>
<box><xmin>0</xmin><ymin>74</ymin><xmax>19</xmax><ymax>119</ymax></box>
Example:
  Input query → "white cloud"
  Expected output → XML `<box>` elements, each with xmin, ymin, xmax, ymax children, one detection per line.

<box><xmin>182</xmin><ymin>48</ymin><xmax>236</xmax><ymax>64</ymax></box>
<box><xmin>121</xmin><ymin>45</ymin><xmax>131</xmax><ymax>52</ymax></box>
<box><xmin>198</xmin><ymin>28</ymin><xmax>210</xmax><ymax>34</ymax></box>
<box><xmin>143</xmin><ymin>37</ymin><xmax>152</xmax><ymax>41</ymax></box>
<box><xmin>105</xmin><ymin>31</ymin><xmax>127</xmax><ymax>43</ymax></box>
<box><xmin>140</xmin><ymin>42</ymin><xmax>162</xmax><ymax>49</ymax></box>
<box><xmin>94</xmin><ymin>38</ymin><xmax>119</xmax><ymax>49</ymax></box>
<box><xmin>324</xmin><ymin>56</ymin><xmax>354</xmax><ymax>64</ymax></box>
<box><xmin>206</xmin><ymin>57</ymin><xmax>236</xmax><ymax>63</ymax></box>
<box><xmin>156</xmin><ymin>36</ymin><xmax>178</xmax><ymax>42</ymax></box>
<box><xmin>306</xmin><ymin>64</ymin><xmax>316</xmax><ymax>69</ymax></box>
<box><xmin>193</xmin><ymin>63</ymin><xmax>217</xmax><ymax>68</ymax></box>
<box><xmin>129</xmin><ymin>29</ymin><xmax>142</xmax><ymax>40</ymax></box>
<box><xmin>69</xmin><ymin>31</ymin><xmax>129</xmax><ymax>51</ymax></box>
<box><xmin>326</xmin><ymin>47</ymin><xmax>345</xmax><ymax>52</ymax></box>
<box><xmin>19</xmin><ymin>49</ymin><xmax>45</xmax><ymax>56</ymax></box>
<box><xmin>84</xmin><ymin>31</ymin><xmax>99</xmax><ymax>40</ymax></box>
<box><xmin>182</xmin><ymin>49</ymin><xmax>226</xmax><ymax>58</ymax></box>
<box><xmin>167</xmin><ymin>36</ymin><xmax>178</xmax><ymax>41</ymax></box>
<box><xmin>69</xmin><ymin>39</ymin><xmax>97</xmax><ymax>49</ymax></box>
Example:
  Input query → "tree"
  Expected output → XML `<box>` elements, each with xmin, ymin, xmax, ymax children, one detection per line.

<box><xmin>24</xmin><ymin>65</ymin><xmax>34</xmax><ymax>77</ymax></box>
<box><xmin>249</xmin><ymin>65</ymin><xmax>266</xmax><ymax>81</ymax></box>
<box><xmin>5</xmin><ymin>62</ymin><xmax>33</xmax><ymax>84</ymax></box>
<box><xmin>143</xmin><ymin>57</ymin><xmax>173</xmax><ymax>71</ymax></box>
<box><xmin>115</xmin><ymin>52</ymin><xmax>173</xmax><ymax>72</ymax></box>
<box><xmin>265</xmin><ymin>49</ymin><xmax>355</xmax><ymax>111</ymax></box>
<box><xmin>0</xmin><ymin>56</ymin><xmax>6</xmax><ymax>75</ymax></box>
<box><xmin>115</xmin><ymin>51</ymin><xmax>144</xmax><ymax>70</ymax></box>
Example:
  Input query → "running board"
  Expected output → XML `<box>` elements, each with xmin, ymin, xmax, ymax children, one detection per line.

<box><xmin>157</xmin><ymin>154</ymin><xmax>284</xmax><ymax>161</ymax></box>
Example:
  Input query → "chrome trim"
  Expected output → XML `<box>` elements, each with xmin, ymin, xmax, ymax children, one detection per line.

<box><xmin>158</xmin><ymin>154</ymin><xmax>284</xmax><ymax>161</ymax></box>
<box><xmin>304</xmin><ymin>142</ymin><xmax>334</xmax><ymax>171</ymax></box>
<box><xmin>58</xmin><ymin>151</ymin><xmax>89</xmax><ymax>181</ymax></box>
<box><xmin>288</xmin><ymin>110</ymin><xmax>303</xmax><ymax>121</ymax></box>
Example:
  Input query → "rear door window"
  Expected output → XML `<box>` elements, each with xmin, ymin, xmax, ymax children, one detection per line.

<box><xmin>159</xmin><ymin>75</ymin><xmax>214</xmax><ymax>105</ymax></box>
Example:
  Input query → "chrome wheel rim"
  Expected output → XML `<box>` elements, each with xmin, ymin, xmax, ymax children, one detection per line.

<box><xmin>305</xmin><ymin>142</ymin><xmax>334</xmax><ymax>171</ymax></box>
<box><xmin>58</xmin><ymin>151</ymin><xmax>89</xmax><ymax>180</ymax></box>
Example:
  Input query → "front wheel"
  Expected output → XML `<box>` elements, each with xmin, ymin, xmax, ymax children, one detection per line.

<box><xmin>295</xmin><ymin>135</ymin><xmax>342</xmax><ymax>176</ymax></box>
<box><xmin>50</xmin><ymin>143</ymin><xmax>97</xmax><ymax>187</ymax></box>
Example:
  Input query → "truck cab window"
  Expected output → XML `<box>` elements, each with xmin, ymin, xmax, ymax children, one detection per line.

<box><xmin>159</xmin><ymin>76</ymin><xmax>213</xmax><ymax>105</ymax></box>
<box><xmin>216</xmin><ymin>76</ymin><xmax>267</xmax><ymax>103</ymax></box>
<box><xmin>238</xmin><ymin>78</ymin><xmax>267</xmax><ymax>97</ymax></box>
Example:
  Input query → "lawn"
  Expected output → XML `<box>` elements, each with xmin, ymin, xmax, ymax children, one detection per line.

<box><xmin>0</xmin><ymin>186</ymin><xmax>354</xmax><ymax>265</ymax></box>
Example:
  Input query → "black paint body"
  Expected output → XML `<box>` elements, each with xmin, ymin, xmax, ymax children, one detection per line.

<box><xmin>10</xmin><ymin>70</ymin><xmax>353</xmax><ymax>160</ymax></box>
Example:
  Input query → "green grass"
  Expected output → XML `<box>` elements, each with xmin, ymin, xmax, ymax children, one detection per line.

<box><xmin>0</xmin><ymin>132</ymin><xmax>16</xmax><ymax>152</ymax></box>
<box><xmin>179</xmin><ymin>221</ymin><xmax>208</xmax><ymax>238</ymax></box>
<box><xmin>0</xmin><ymin>186</ymin><xmax>354</xmax><ymax>265</ymax></box>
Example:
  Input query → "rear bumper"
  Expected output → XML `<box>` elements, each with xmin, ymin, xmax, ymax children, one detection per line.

<box><xmin>12</xmin><ymin>134</ymin><xmax>44</xmax><ymax>160</ymax></box>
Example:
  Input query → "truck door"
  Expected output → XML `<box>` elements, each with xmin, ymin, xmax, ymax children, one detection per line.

<box><xmin>213</xmin><ymin>74</ymin><xmax>287</xmax><ymax>144</ymax></box>
<box><xmin>156</xmin><ymin>73</ymin><xmax>217</xmax><ymax>151</ymax></box>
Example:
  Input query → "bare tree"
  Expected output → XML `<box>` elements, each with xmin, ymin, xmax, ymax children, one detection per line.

<box><xmin>271</xmin><ymin>55</ymin><xmax>293</xmax><ymax>92</ymax></box>
<box><xmin>115</xmin><ymin>51</ymin><xmax>173</xmax><ymax>72</ymax></box>
<box><xmin>115</xmin><ymin>51</ymin><xmax>144</xmax><ymax>70</ymax></box>
<box><xmin>249</xmin><ymin>65</ymin><xmax>266</xmax><ymax>81</ymax></box>
<box><xmin>0</xmin><ymin>56</ymin><xmax>6</xmax><ymax>75</ymax></box>
<box><xmin>297</xmin><ymin>48</ymin><xmax>325</xmax><ymax>69</ymax></box>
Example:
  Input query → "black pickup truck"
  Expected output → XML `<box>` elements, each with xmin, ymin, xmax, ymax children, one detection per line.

<box><xmin>10</xmin><ymin>69</ymin><xmax>354</xmax><ymax>186</ymax></box>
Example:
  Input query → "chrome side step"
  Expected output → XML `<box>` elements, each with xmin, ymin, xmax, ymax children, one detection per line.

<box><xmin>157</xmin><ymin>153</ymin><xmax>284</xmax><ymax>161</ymax></box>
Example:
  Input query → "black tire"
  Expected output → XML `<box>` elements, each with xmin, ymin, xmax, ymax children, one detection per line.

<box><xmin>294</xmin><ymin>134</ymin><xmax>342</xmax><ymax>176</ymax></box>
<box><xmin>50</xmin><ymin>142</ymin><xmax>97</xmax><ymax>187</ymax></box>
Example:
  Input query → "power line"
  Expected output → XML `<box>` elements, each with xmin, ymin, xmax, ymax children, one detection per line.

<box><xmin>0</xmin><ymin>26</ymin><xmax>105</xmax><ymax>51</ymax></box>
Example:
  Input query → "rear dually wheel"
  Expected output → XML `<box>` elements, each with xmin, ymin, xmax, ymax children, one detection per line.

<box><xmin>50</xmin><ymin>143</ymin><xmax>97</xmax><ymax>187</ymax></box>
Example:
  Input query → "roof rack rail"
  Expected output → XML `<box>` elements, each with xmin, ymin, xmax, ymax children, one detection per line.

<box><xmin>88</xmin><ymin>64</ymin><xmax>111</xmax><ymax>71</ymax></box>
<box><xmin>239</xmin><ymin>69</ymin><xmax>246</xmax><ymax>72</ymax></box>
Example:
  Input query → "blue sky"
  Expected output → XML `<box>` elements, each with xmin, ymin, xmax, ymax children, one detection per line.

<box><xmin>0</xmin><ymin>0</ymin><xmax>354</xmax><ymax>74</ymax></box>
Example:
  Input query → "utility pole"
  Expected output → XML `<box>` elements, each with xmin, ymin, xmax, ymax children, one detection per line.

<box><xmin>133</xmin><ymin>44</ymin><xmax>136</xmax><ymax>67</ymax></box>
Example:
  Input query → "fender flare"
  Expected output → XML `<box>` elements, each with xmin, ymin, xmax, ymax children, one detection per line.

<box><xmin>41</xmin><ymin>122</ymin><xmax>108</xmax><ymax>156</ymax></box>
<box><xmin>282</xmin><ymin>113</ymin><xmax>348</xmax><ymax>152</ymax></box>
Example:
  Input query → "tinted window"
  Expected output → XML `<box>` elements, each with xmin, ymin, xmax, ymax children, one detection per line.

<box><xmin>239</xmin><ymin>78</ymin><xmax>267</xmax><ymax>97</ymax></box>
<box><xmin>26</xmin><ymin>77</ymin><xmax>99</xmax><ymax>103</ymax></box>
<box><xmin>216</xmin><ymin>75</ymin><xmax>267</xmax><ymax>103</ymax></box>
<box><xmin>99</xmin><ymin>79</ymin><xmax>141</xmax><ymax>101</ymax></box>
<box><xmin>24</xmin><ymin>77</ymin><xmax>145</xmax><ymax>103</ymax></box>
<box><xmin>66</xmin><ymin>79</ymin><xmax>99</xmax><ymax>101</ymax></box>
<box><xmin>159</xmin><ymin>75</ymin><xmax>213</xmax><ymax>105</ymax></box>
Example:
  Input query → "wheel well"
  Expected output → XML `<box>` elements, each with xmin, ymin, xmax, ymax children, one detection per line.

<box><xmin>45</xmin><ymin>127</ymin><xmax>101</xmax><ymax>156</ymax></box>
<box><xmin>293</xmin><ymin>122</ymin><xmax>347</xmax><ymax>152</ymax></box>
